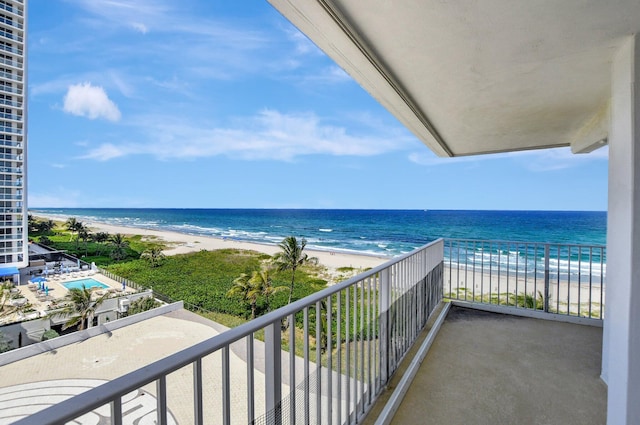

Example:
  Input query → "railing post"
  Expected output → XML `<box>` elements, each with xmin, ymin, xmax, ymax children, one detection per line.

<box><xmin>379</xmin><ymin>267</ymin><xmax>391</xmax><ymax>384</ymax></box>
<box><xmin>544</xmin><ymin>244</ymin><xmax>550</xmax><ymax>313</ymax></box>
<box><xmin>265</xmin><ymin>320</ymin><xmax>282</xmax><ymax>425</ymax></box>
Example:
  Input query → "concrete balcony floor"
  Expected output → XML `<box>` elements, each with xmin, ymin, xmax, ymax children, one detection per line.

<box><xmin>369</xmin><ymin>306</ymin><xmax>606</xmax><ymax>425</ymax></box>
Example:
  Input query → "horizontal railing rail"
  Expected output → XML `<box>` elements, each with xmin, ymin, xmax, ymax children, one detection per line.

<box><xmin>0</xmin><ymin>16</ymin><xmax>23</xmax><ymax>30</ymax></box>
<box><xmin>0</xmin><ymin>3</ymin><xmax>23</xmax><ymax>17</ymax></box>
<box><xmin>14</xmin><ymin>239</ymin><xmax>445</xmax><ymax>425</ymax></box>
<box><xmin>0</xmin><ymin>85</ymin><xmax>22</xmax><ymax>95</ymax></box>
<box><xmin>0</xmin><ymin>29</ymin><xmax>22</xmax><ymax>43</ymax></box>
<box><xmin>0</xmin><ymin>179</ymin><xmax>21</xmax><ymax>187</ymax></box>
<box><xmin>443</xmin><ymin>239</ymin><xmax>605</xmax><ymax>320</ymax></box>
<box><xmin>0</xmin><ymin>97</ymin><xmax>22</xmax><ymax>108</ymax></box>
<box><xmin>0</xmin><ymin>140</ymin><xmax>22</xmax><ymax>148</ymax></box>
<box><xmin>0</xmin><ymin>43</ymin><xmax>22</xmax><ymax>55</ymax></box>
<box><xmin>0</xmin><ymin>57</ymin><xmax>22</xmax><ymax>69</ymax></box>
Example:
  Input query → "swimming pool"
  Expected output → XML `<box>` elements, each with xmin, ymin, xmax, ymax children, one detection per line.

<box><xmin>62</xmin><ymin>278</ymin><xmax>109</xmax><ymax>291</ymax></box>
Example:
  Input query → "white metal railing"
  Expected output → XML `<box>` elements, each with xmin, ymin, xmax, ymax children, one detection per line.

<box><xmin>0</xmin><ymin>152</ymin><xmax>21</xmax><ymax>160</ymax></box>
<box><xmin>0</xmin><ymin>166</ymin><xmax>22</xmax><ymax>173</ymax></box>
<box><xmin>0</xmin><ymin>179</ymin><xmax>21</xmax><ymax>187</ymax></box>
<box><xmin>0</xmin><ymin>126</ymin><xmax>22</xmax><ymax>135</ymax></box>
<box><xmin>0</xmin><ymin>43</ymin><xmax>22</xmax><ymax>55</ymax></box>
<box><xmin>0</xmin><ymin>97</ymin><xmax>21</xmax><ymax>108</ymax></box>
<box><xmin>0</xmin><ymin>15</ymin><xmax>22</xmax><ymax>30</ymax></box>
<box><xmin>0</xmin><ymin>3</ymin><xmax>23</xmax><ymax>17</ymax></box>
<box><xmin>0</xmin><ymin>28</ymin><xmax>21</xmax><ymax>43</ymax></box>
<box><xmin>0</xmin><ymin>70</ymin><xmax>21</xmax><ymax>82</ymax></box>
<box><xmin>13</xmin><ymin>239</ymin><xmax>445</xmax><ymax>425</ymax></box>
<box><xmin>0</xmin><ymin>56</ymin><xmax>21</xmax><ymax>69</ymax></box>
<box><xmin>0</xmin><ymin>84</ymin><xmax>21</xmax><ymax>95</ymax></box>
<box><xmin>0</xmin><ymin>140</ymin><xmax>21</xmax><ymax>148</ymax></box>
<box><xmin>444</xmin><ymin>239</ymin><xmax>605</xmax><ymax>320</ymax></box>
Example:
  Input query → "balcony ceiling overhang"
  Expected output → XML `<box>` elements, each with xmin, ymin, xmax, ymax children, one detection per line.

<box><xmin>268</xmin><ymin>0</ymin><xmax>639</xmax><ymax>157</ymax></box>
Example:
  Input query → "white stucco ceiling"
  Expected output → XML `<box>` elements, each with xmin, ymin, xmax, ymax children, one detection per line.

<box><xmin>268</xmin><ymin>0</ymin><xmax>639</xmax><ymax>157</ymax></box>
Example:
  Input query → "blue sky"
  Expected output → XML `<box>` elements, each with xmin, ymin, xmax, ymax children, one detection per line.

<box><xmin>26</xmin><ymin>0</ymin><xmax>608</xmax><ymax>210</ymax></box>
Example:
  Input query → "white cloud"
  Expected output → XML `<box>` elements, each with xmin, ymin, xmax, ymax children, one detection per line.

<box><xmin>130</xmin><ymin>22</ymin><xmax>148</xmax><ymax>34</ymax></box>
<box><xmin>63</xmin><ymin>82</ymin><xmax>122</xmax><ymax>121</ymax></box>
<box><xmin>70</xmin><ymin>0</ymin><xmax>167</xmax><ymax>33</ymax></box>
<box><xmin>285</xmin><ymin>27</ymin><xmax>321</xmax><ymax>56</ymax></box>
<box><xmin>80</xmin><ymin>109</ymin><xmax>411</xmax><ymax>161</ymax></box>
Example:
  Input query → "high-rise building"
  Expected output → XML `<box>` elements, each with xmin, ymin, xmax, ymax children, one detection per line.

<box><xmin>0</xmin><ymin>0</ymin><xmax>26</xmax><ymax>267</ymax></box>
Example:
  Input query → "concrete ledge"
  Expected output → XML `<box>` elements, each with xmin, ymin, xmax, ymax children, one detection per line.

<box><xmin>0</xmin><ymin>301</ymin><xmax>184</xmax><ymax>366</ymax></box>
<box><xmin>374</xmin><ymin>302</ymin><xmax>451</xmax><ymax>425</ymax></box>
<box><xmin>450</xmin><ymin>300</ymin><xmax>603</xmax><ymax>327</ymax></box>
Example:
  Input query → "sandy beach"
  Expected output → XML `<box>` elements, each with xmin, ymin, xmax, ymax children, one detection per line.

<box><xmin>31</xmin><ymin>213</ymin><xmax>390</xmax><ymax>273</ymax></box>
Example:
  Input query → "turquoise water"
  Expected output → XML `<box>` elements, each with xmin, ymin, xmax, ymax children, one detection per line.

<box><xmin>62</xmin><ymin>278</ymin><xmax>108</xmax><ymax>291</ymax></box>
<box><xmin>32</xmin><ymin>208</ymin><xmax>607</xmax><ymax>257</ymax></box>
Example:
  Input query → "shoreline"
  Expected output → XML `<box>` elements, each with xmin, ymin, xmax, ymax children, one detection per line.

<box><xmin>31</xmin><ymin>212</ymin><xmax>391</xmax><ymax>272</ymax></box>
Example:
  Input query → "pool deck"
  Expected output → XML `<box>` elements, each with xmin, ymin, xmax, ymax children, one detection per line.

<box><xmin>1</xmin><ymin>272</ymin><xmax>136</xmax><ymax>325</ymax></box>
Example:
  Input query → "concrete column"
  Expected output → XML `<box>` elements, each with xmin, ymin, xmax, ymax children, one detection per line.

<box><xmin>603</xmin><ymin>34</ymin><xmax>640</xmax><ymax>424</ymax></box>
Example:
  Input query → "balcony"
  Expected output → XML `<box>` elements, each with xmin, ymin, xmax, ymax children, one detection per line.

<box><xmin>0</xmin><ymin>3</ymin><xmax>23</xmax><ymax>18</ymax></box>
<box><xmin>0</xmin><ymin>152</ymin><xmax>22</xmax><ymax>161</ymax></box>
<box><xmin>365</xmin><ymin>305</ymin><xmax>605</xmax><ymax>425</ymax></box>
<box><xmin>6</xmin><ymin>239</ymin><xmax>605</xmax><ymax>424</ymax></box>
<box><xmin>0</xmin><ymin>179</ymin><xmax>21</xmax><ymax>187</ymax></box>
<box><xmin>0</xmin><ymin>16</ymin><xmax>22</xmax><ymax>31</ymax></box>
<box><xmin>0</xmin><ymin>166</ymin><xmax>22</xmax><ymax>174</ymax></box>
<box><xmin>0</xmin><ymin>140</ymin><xmax>21</xmax><ymax>148</ymax></box>
<box><xmin>0</xmin><ymin>97</ymin><xmax>22</xmax><ymax>108</ymax></box>
<box><xmin>0</xmin><ymin>57</ymin><xmax>22</xmax><ymax>70</ymax></box>
<box><xmin>0</xmin><ymin>29</ymin><xmax>21</xmax><ymax>43</ymax></box>
<box><xmin>0</xmin><ymin>70</ymin><xmax>22</xmax><ymax>82</ymax></box>
<box><xmin>0</xmin><ymin>232</ymin><xmax>22</xmax><ymax>240</ymax></box>
<box><xmin>0</xmin><ymin>85</ymin><xmax>22</xmax><ymax>95</ymax></box>
<box><xmin>0</xmin><ymin>125</ymin><xmax>22</xmax><ymax>135</ymax></box>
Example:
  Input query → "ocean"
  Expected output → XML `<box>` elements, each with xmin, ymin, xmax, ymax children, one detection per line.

<box><xmin>30</xmin><ymin>208</ymin><xmax>606</xmax><ymax>258</ymax></box>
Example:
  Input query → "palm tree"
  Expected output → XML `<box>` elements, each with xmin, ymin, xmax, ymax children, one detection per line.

<box><xmin>227</xmin><ymin>273</ymin><xmax>261</xmax><ymax>319</ymax></box>
<box><xmin>249</xmin><ymin>266</ymin><xmax>287</xmax><ymax>313</ymax></box>
<box><xmin>92</xmin><ymin>232</ymin><xmax>110</xmax><ymax>256</ymax></box>
<box><xmin>78</xmin><ymin>226</ymin><xmax>91</xmax><ymax>255</ymax></box>
<box><xmin>109</xmin><ymin>233</ymin><xmax>129</xmax><ymax>261</ymax></box>
<box><xmin>273</xmin><ymin>236</ymin><xmax>316</xmax><ymax>304</ymax></box>
<box><xmin>0</xmin><ymin>280</ymin><xmax>12</xmax><ymax>312</ymax></box>
<box><xmin>37</xmin><ymin>219</ymin><xmax>56</xmax><ymax>234</ymax></box>
<box><xmin>65</xmin><ymin>217</ymin><xmax>82</xmax><ymax>242</ymax></box>
<box><xmin>50</xmin><ymin>284</ymin><xmax>109</xmax><ymax>331</ymax></box>
<box><xmin>141</xmin><ymin>246</ymin><xmax>166</xmax><ymax>267</ymax></box>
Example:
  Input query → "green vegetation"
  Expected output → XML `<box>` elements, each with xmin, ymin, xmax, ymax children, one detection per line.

<box><xmin>273</xmin><ymin>236</ymin><xmax>318</xmax><ymax>304</ymax></box>
<box><xmin>28</xmin><ymin>216</ymin><xmax>162</xmax><ymax>266</ymax></box>
<box><xmin>141</xmin><ymin>246</ymin><xmax>166</xmax><ymax>267</ymax></box>
<box><xmin>126</xmin><ymin>296</ymin><xmax>163</xmax><ymax>316</ymax></box>
<box><xmin>41</xmin><ymin>329</ymin><xmax>60</xmax><ymax>341</ymax></box>
<box><xmin>105</xmin><ymin>249</ymin><xmax>327</xmax><ymax>320</ymax></box>
<box><xmin>446</xmin><ymin>288</ymin><xmax>547</xmax><ymax>310</ymax></box>
<box><xmin>30</xmin><ymin>217</ymin><xmax>367</xmax><ymax>352</ymax></box>
<box><xmin>0</xmin><ymin>331</ymin><xmax>10</xmax><ymax>353</ymax></box>
<box><xmin>50</xmin><ymin>284</ymin><xmax>109</xmax><ymax>331</ymax></box>
<box><xmin>336</xmin><ymin>266</ymin><xmax>355</xmax><ymax>273</ymax></box>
